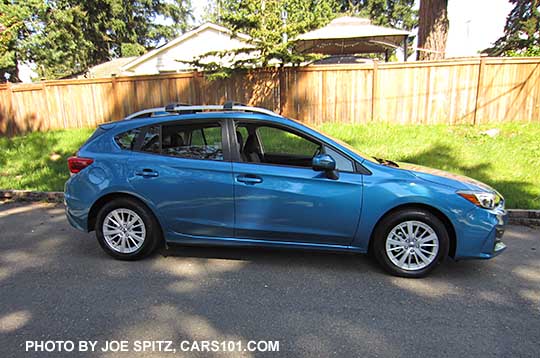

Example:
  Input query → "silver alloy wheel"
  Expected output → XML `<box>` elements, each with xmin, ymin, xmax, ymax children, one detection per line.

<box><xmin>102</xmin><ymin>208</ymin><xmax>146</xmax><ymax>254</ymax></box>
<box><xmin>385</xmin><ymin>220</ymin><xmax>439</xmax><ymax>271</ymax></box>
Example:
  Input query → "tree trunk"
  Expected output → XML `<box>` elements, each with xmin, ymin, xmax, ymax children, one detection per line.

<box><xmin>417</xmin><ymin>0</ymin><xmax>449</xmax><ymax>61</ymax></box>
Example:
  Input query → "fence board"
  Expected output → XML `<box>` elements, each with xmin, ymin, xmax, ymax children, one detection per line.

<box><xmin>1</xmin><ymin>56</ymin><xmax>540</xmax><ymax>135</ymax></box>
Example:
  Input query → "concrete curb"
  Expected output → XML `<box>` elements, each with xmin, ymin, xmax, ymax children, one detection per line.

<box><xmin>506</xmin><ymin>209</ymin><xmax>540</xmax><ymax>226</ymax></box>
<box><xmin>1</xmin><ymin>190</ymin><xmax>63</xmax><ymax>203</ymax></box>
<box><xmin>1</xmin><ymin>189</ymin><xmax>539</xmax><ymax>226</ymax></box>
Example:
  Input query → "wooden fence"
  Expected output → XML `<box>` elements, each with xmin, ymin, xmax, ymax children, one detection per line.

<box><xmin>1</xmin><ymin>56</ymin><xmax>539</xmax><ymax>135</ymax></box>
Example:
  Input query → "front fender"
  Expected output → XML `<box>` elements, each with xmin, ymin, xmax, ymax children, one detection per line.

<box><xmin>351</xmin><ymin>174</ymin><xmax>467</xmax><ymax>251</ymax></box>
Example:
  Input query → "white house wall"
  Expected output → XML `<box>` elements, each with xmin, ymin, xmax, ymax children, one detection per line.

<box><xmin>125</xmin><ymin>28</ymin><xmax>251</xmax><ymax>75</ymax></box>
<box><xmin>446</xmin><ymin>0</ymin><xmax>512</xmax><ymax>57</ymax></box>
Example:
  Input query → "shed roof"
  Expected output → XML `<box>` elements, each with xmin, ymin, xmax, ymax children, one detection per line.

<box><xmin>294</xmin><ymin>16</ymin><xmax>410</xmax><ymax>55</ymax></box>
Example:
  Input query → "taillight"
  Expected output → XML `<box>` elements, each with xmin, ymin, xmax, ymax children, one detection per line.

<box><xmin>68</xmin><ymin>156</ymin><xmax>94</xmax><ymax>174</ymax></box>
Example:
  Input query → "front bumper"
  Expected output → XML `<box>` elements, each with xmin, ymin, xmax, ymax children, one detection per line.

<box><xmin>455</xmin><ymin>206</ymin><xmax>507</xmax><ymax>259</ymax></box>
<box><xmin>477</xmin><ymin>207</ymin><xmax>507</xmax><ymax>258</ymax></box>
<box><xmin>491</xmin><ymin>221</ymin><xmax>507</xmax><ymax>256</ymax></box>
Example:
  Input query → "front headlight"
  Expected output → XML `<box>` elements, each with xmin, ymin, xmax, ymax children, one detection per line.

<box><xmin>457</xmin><ymin>191</ymin><xmax>502</xmax><ymax>210</ymax></box>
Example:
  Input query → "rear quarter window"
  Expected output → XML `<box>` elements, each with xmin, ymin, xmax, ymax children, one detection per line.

<box><xmin>114</xmin><ymin>129</ymin><xmax>140</xmax><ymax>150</ymax></box>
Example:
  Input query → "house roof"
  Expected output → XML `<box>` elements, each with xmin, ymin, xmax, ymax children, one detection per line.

<box><xmin>294</xmin><ymin>16</ymin><xmax>410</xmax><ymax>55</ymax></box>
<box><xmin>121</xmin><ymin>22</ymin><xmax>251</xmax><ymax>72</ymax></box>
<box><xmin>86</xmin><ymin>57</ymin><xmax>138</xmax><ymax>78</ymax></box>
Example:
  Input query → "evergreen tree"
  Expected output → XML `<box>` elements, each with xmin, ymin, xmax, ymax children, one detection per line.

<box><xmin>0</xmin><ymin>0</ymin><xmax>192</xmax><ymax>81</ymax></box>
<box><xmin>0</xmin><ymin>0</ymin><xmax>43</xmax><ymax>81</ymax></box>
<box><xmin>196</xmin><ymin>0</ymin><xmax>418</xmax><ymax>78</ymax></box>
<box><xmin>417</xmin><ymin>0</ymin><xmax>448</xmax><ymax>60</ymax></box>
<box><xmin>338</xmin><ymin>0</ymin><xmax>417</xmax><ymax>30</ymax></box>
<box><xmin>192</xmin><ymin>0</ymin><xmax>338</xmax><ymax>78</ymax></box>
<box><xmin>487</xmin><ymin>0</ymin><xmax>540</xmax><ymax>56</ymax></box>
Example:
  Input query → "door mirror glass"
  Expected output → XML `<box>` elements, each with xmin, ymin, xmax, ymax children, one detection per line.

<box><xmin>312</xmin><ymin>154</ymin><xmax>336</xmax><ymax>172</ymax></box>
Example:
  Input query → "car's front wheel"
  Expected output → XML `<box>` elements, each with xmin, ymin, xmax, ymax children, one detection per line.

<box><xmin>95</xmin><ymin>198</ymin><xmax>160</xmax><ymax>260</ymax></box>
<box><xmin>372</xmin><ymin>209</ymin><xmax>449</xmax><ymax>278</ymax></box>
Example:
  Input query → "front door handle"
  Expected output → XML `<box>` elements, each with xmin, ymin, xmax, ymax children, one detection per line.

<box><xmin>236</xmin><ymin>175</ymin><xmax>263</xmax><ymax>184</ymax></box>
<box><xmin>135</xmin><ymin>169</ymin><xmax>159</xmax><ymax>178</ymax></box>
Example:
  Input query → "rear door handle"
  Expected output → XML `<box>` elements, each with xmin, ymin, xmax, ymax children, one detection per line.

<box><xmin>236</xmin><ymin>175</ymin><xmax>263</xmax><ymax>184</ymax></box>
<box><xmin>135</xmin><ymin>169</ymin><xmax>159</xmax><ymax>178</ymax></box>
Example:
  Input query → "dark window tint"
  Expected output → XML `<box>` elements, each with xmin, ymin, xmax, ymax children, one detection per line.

<box><xmin>114</xmin><ymin>129</ymin><xmax>140</xmax><ymax>150</ymax></box>
<box><xmin>140</xmin><ymin>126</ymin><xmax>160</xmax><ymax>154</ymax></box>
<box><xmin>161</xmin><ymin>123</ymin><xmax>223</xmax><ymax>161</ymax></box>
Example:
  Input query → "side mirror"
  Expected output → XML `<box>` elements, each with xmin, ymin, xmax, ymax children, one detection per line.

<box><xmin>312</xmin><ymin>154</ymin><xmax>339</xmax><ymax>180</ymax></box>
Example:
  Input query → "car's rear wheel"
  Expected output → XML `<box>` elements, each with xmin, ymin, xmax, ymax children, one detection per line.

<box><xmin>372</xmin><ymin>209</ymin><xmax>449</xmax><ymax>278</ymax></box>
<box><xmin>95</xmin><ymin>198</ymin><xmax>160</xmax><ymax>260</ymax></box>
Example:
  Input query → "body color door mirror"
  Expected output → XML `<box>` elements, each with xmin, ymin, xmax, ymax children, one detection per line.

<box><xmin>312</xmin><ymin>154</ymin><xmax>339</xmax><ymax>180</ymax></box>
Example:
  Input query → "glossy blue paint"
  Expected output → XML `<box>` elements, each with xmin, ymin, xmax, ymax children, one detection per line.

<box><xmin>65</xmin><ymin>111</ymin><xmax>507</xmax><ymax>260</ymax></box>
<box><xmin>312</xmin><ymin>154</ymin><xmax>336</xmax><ymax>171</ymax></box>
<box><xmin>232</xmin><ymin>162</ymin><xmax>362</xmax><ymax>245</ymax></box>
<box><xmin>127</xmin><ymin>153</ymin><xmax>234</xmax><ymax>238</ymax></box>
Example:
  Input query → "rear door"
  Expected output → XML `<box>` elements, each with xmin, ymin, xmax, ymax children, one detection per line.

<box><xmin>125</xmin><ymin>119</ymin><xmax>235</xmax><ymax>239</ymax></box>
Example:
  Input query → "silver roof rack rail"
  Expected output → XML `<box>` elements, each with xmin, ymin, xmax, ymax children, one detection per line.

<box><xmin>124</xmin><ymin>103</ymin><xmax>281</xmax><ymax>120</ymax></box>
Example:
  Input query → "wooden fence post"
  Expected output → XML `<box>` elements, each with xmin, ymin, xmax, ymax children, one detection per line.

<box><xmin>192</xmin><ymin>72</ymin><xmax>202</xmax><ymax>105</ymax></box>
<box><xmin>110</xmin><ymin>75</ymin><xmax>121</xmax><ymax>121</ymax></box>
<box><xmin>5</xmin><ymin>82</ymin><xmax>15</xmax><ymax>135</ymax></box>
<box><xmin>41</xmin><ymin>82</ymin><xmax>54</xmax><ymax>130</ymax></box>
<box><xmin>371</xmin><ymin>60</ymin><xmax>379</xmax><ymax>122</ymax></box>
<box><xmin>0</xmin><ymin>84</ymin><xmax>8</xmax><ymax>135</ymax></box>
<box><xmin>473</xmin><ymin>55</ymin><xmax>487</xmax><ymax>125</ymax></box>
<box><xmin>279</xmin><ymin>68</ymin><xmax>286</xmax><ymax>116</ymax></box>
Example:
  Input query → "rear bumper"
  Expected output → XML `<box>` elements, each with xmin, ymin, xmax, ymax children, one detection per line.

<box><xmin>64</xmin><ymin>178</ymin><xmax>90</xmax><ymax>233</ymax></box>
<box><xmin>65</xmin><ymin>202</ymin><xmax>89</xmax><ymax>232</ymax></box>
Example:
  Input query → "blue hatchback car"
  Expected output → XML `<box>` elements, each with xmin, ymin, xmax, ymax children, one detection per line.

<box><xmin>65</xmin><ymin>102</ymin><xmax>507</xmax><ymax>277</ymax></box>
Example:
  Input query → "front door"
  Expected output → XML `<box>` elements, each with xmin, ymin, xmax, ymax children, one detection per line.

<box><xmin>232</xmin><ymin>122</ymin><xmax>363</xmax><ymax>245</ymax></box>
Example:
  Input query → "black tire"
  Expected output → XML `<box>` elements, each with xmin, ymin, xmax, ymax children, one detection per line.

<box><xmin>372</xmin><ymin>208</ymin><xmax>449</xmax><ymax>278</ymax></box>
<box><xmin>95</xmin><ymin>197</ymin><xmax>161</xmax><ymax>260</ymax></box>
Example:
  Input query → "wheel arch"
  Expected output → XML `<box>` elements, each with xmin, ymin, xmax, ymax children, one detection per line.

<box><xmin>368</xmin><ymin>203</ymin><xmax>457</xmax><ymax>258</ymax></box>
<box><xmin>87</xmin><ymin>192</ymin><xmax>164</xmax><ymax>241</ymax></box>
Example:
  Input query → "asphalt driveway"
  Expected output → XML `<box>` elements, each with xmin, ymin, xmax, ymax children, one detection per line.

<box><xmin>0</xmin><ymin>202</ymin><xmax>539</xmax><ymax>357</ymax></box>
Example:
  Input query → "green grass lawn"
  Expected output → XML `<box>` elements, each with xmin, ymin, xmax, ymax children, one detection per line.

<box><xmin>0</xmin><ymin>128</ymin><xmax>94</xmax><ymax>194</ymax></box>
<box><xmin>0</xmin><ymin>123</ymin><xmax>539</xmax><ymax>209</ymax></box>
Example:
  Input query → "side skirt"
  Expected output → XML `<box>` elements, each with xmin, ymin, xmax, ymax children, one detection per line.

<box><xmin>165</xmin><ymin>231</ymin><xmax>367</xmax><ymax>254</ymax></box>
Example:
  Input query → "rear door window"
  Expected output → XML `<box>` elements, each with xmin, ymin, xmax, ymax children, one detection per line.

<box><xmin>161</xmin><ymin>122</ymin><xmax>224</xmax><ymax>161</ymax></box>
<box><xmin>114</xmin><ymin>121</ymin><xmax>225</xmax><ymax>161</ymax></box>
<box><xmin>139</xmin><ymin>126</ymin><xmax>161</xmax><ymax>154</ymax></box>
<box><xmin>114</xmin><ymin>129</ymin><xmax>140</xmax><ymax>150</ymax></box>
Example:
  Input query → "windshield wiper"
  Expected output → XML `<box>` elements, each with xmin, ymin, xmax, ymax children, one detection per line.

<box><xmin>373</xmin><ymin>157</ymin><xmax>399</xmax><ymax>168</ymax></box>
